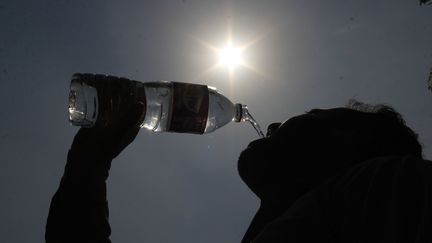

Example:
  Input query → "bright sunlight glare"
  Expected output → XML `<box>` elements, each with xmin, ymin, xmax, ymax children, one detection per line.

<box><xmin>190</xmin><ymin>22</ymin><xmax>270</xmax><ymax>81</ymax></box>
<box><xmin>218</xmin><ymin>45</ymin><xmax>243</xmax><ymax>68</ymax></box>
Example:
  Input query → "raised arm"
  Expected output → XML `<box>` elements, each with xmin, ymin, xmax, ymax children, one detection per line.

<box><xmin>46</xmin><ymin>103</ymin><xmax>144</xmax><ymax>242</ymax></box>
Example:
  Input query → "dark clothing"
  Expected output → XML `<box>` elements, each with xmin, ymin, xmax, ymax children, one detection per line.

<box><xmin>251</xmin><ymin>156</ymin><xmax>432</xmax><ymax>242</ymax></box>
<box><xmin>46</xmin><ymin>154</ymin><xmax>432</xmax><ymax>242</ymax></box>
<box><xmin>46</xmin><ymin>150</ymin><xmax>112</xmax><ymax>243</ymax></box>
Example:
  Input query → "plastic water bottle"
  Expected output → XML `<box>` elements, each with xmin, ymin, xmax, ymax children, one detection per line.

<box><xmin>68</xmin><ymin>73</ymin><xmax>264</xmax><ymax>137</ymax></box>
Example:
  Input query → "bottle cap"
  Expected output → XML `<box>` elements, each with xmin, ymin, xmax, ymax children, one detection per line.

<box><xmin>234</xmin><ymin>103</ymin><xmax>243</xmax><ymax>123</ymax></box>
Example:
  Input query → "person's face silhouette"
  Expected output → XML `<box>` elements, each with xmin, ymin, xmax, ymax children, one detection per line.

<box><xmin>238</xmin><ymin>107</ymin><xmax>422</xmax><ymax>243</ymax></box>
<box><xmin>237</xmin><ymin>108</ymin><xmax>364</xmax><ymax>203</ymax></box>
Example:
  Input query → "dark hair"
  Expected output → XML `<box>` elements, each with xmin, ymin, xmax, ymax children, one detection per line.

<box><xmin>345</xmin><ymin>99</ymin><xmax>423</xmax><ymax>159</ymax></box>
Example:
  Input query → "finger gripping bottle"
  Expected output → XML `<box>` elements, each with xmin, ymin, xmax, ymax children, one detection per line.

<box><xmin>68</xmin><ymin>73</ymin><xmax>264</xmax><ymax>136</ymax></box>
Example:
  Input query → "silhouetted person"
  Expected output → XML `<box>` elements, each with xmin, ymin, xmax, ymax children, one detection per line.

<box><xmin>46</xmin><ymin>100</ymin><xmax>432</xmax><ymax>242</ymax></box>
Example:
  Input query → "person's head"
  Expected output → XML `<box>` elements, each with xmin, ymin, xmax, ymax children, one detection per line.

<box><xmin>238</xmin><ymin>100</ymin><xmax>422</xmax><ymax>204</ymax></box>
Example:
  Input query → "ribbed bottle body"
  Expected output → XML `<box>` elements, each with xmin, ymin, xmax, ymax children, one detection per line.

<box><xmin>68</xmin><ymin>73</ymin><xmax>241</xmax><ymax>134</ymax></box>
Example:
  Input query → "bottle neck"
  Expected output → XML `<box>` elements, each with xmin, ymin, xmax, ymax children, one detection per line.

<box><xmin>235</xmin><ymin>103</ymin><xmax>254</xmax><ymax>123</ymax></box>
<box><xmin>234</xmin><ymin>103</ymin><xmax>265</xmax><ymax>138</ymax></box>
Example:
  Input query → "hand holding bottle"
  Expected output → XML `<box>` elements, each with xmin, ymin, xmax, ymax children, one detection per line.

<box><xmin>70</xmin><ymin>102</ymin><xmax>145</xmax><ymax>159</ymax></box>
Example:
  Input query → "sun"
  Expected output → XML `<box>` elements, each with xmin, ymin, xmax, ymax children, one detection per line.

<box><xmin>188</xmin><ymin>21</ymin><xmax>270</xmax><ymax>81</ymax></box>
<box><xmin>218</xmin><ymin>44</ymin><xmax>243</xmax><ymax>68</ymax></box>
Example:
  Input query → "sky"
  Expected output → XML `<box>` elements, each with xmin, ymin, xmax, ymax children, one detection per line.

<box><xmin>0</xmin><ymin>0</ymin><xmax>431</xmax><ymax>242</ymax></box>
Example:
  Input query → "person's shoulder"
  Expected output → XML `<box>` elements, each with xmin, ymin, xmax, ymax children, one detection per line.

<box><xmin>313</xmin><ymin>155</ymin><xmax>432</xmax><ymax>242</ymax></box>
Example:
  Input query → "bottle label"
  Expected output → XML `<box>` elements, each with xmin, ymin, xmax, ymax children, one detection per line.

<box><xmin>169</xmin><ymin>82</ymin><xmax>209</xmax><ymax>134</ymax></box>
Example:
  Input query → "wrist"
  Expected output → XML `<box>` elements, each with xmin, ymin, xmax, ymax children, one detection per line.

<box><xmin>62</xmin><ymin>150</ymin><xmax>114</xmax><ymax>185</ymax></box>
